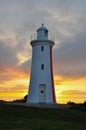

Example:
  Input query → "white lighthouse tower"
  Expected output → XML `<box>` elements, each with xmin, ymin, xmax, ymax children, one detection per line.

<box><xmin>27</xmin><ymin>24</ymin><xmax>56</xmax><ymax>104</ymax></box>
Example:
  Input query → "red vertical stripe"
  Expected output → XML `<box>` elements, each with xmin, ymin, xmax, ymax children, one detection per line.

<box><xmin>50</xmin><ymin>46</ymin><xmax>56</xmax><ymax>103</ymax></box>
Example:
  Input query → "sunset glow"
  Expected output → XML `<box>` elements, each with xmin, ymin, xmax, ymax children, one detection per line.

<box><xmin>0</xmin><ymin>69</ymin><xmax>86</xmax><ymax>104</ymax></box>
<box><xmin>0</xmin><ymin>0</ymin><xmax>86</xmax><ymax>104</ymax></box>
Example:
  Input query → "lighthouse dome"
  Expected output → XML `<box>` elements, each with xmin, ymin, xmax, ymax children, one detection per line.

<box><xmin>37</xmin><ymin>24</ymin><xmax>48</xmax><ymax>32</ymax></box>
<box><xmin>37</xmin><ymin>24</ymin><xmax>48</xmax><ymax>40</ymax></box>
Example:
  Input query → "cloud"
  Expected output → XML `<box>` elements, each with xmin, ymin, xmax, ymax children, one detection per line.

<box><xmin>0</xmin><ymin>39</ymin><xmax>29</xmax><ymax>83</ymax></box>
<box><xmin>0</xmin><ymin>30</ymin><xmax>31</xmax><ymax>83</ymax></box>
<box><xmin>0</xmin><ymin>0</ymin><xmax>86</xmax><ymax>102</ymax></box>
<box><xmin>53</xmin><ymin>30</ymin><xmax>86</xmax><ymax>79</ymax></box>
<box><xmin>0</xmin><ymin>40</ymin><xmax>18</xmax><ymax>67</ymax></box>
<box><xmin>58</xmin><ymin>89</ymin><xmax>86</xmax><ymax>103</ymax></box>
<box><xmin>0</xmin><ymin>85</ymin><xmax>27</xmax><ymax>93</ymax></box>
<box><xmin>19</xmin><ymin>59</ymin><xmax>31</xmax><ymax>74</ymax></box>
<box><xmin>61</xmin><ymin>90</ymin><xmax>86</xmax><ymax>97</ymax></box>
<box><xmin>0</xmin><ymin>0</ymin><xmax>86</xmax><ymax>42</ymax></box>
<box><xmin>0</xmin><ymin>67</ymin><xmax>29</xmax><ymax>83</ymax></box>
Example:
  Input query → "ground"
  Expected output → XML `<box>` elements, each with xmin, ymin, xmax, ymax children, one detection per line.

<box><xmin>0</xmin><ymin>103</ymin><xmax>86</xmax><ymax>130</ymax></box>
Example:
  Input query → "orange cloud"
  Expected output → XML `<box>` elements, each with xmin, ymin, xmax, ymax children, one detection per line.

<box><xmin>57</xmin><ymin>90</ymin><xmax>86</xmax><ymax>104</ymax></box>
<box><xmin>0</xmin><ymin>66</ymin><xmax>29</xmax><ymax>101</ymax></box>
<box><xmin>0</xmin><ymin>66</ymin><xmax>29</xmax><ymax>82</ymax></box>
<box><xmin>54</xmin><ymin>75</ymin><xmax>86</xmax><ymax>104</ymax></box>
<box><xmin>54</xmin><ymin>75</ymin><xmax>64</xmax><ymax>85</ymax></box>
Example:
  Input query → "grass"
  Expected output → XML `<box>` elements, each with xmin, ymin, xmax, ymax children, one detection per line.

<box><xmin>0</xmin><ymin>103</ymin><xmax>86</xmax><ymax>130</ymax></box>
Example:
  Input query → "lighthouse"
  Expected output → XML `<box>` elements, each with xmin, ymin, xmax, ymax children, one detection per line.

<box><xmin>27</xmin><ymin>24</ymin><xmax>56</xmax><ymax>104</ymax></box>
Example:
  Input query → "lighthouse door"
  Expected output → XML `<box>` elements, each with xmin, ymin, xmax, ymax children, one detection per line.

<box><xmin>39</xmin><ymin>84</ymin><xmax>46</xmax><ymax>103</ymax></box>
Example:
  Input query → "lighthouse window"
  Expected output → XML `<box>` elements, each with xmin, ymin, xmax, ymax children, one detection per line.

<box><xmin>45</xmin><ymin>30</ymin><xmax>48</xmax><ymax>36</ymax></box>
<box><xmin>41</xmin><ymin>46</ymin><xmax>44</xmax><ymax>51</ymax></box>
<box><xmin>41</xmin><ymin>64</ymin><xmax>44</xmax><ymax>70</ymax></box>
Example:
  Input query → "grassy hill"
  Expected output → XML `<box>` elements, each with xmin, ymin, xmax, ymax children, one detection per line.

<box><xmin>0</xmin><ymin>103</ymin><xmax>86</xmax><ymax>130</ymax></box>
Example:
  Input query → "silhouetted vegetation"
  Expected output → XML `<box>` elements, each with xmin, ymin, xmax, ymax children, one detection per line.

<box><xmin>83</xmin><ymin>101</ymin><xmax>86</xmax><ymax>107</ymax></box>
<box><xmin>12</xmin><ymin>99</ymin><xmax>25</xmax><ymax>103</ymax></box>
<box><xmin>0</xmin><ymin>100</ymin><xmax>6</xmax><ymax>104</ymax></box>
<box><xmin>24</xmin><ymin>94</ymin><xmax>28</xmax><ymax>102</ymax></box>
<box><xmin>11</xmin><ymin>95</ymin><xmax>28</xmax><ymax>103</ymax></box>
<box><xmin>67</xmin><ymin>101</ymin><xmax>75</xmax><ymax>105</ymax></box>
<box><xmin>67</xmin><ymin>101</ymin><xmax>86</xmax><ymax>112</ymax></box>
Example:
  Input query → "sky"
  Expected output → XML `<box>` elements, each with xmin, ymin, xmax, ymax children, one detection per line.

<box><xmin>0</xmin><ymin>0</ymin><xmax>86</xmax><ymax>104</ymax></box>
